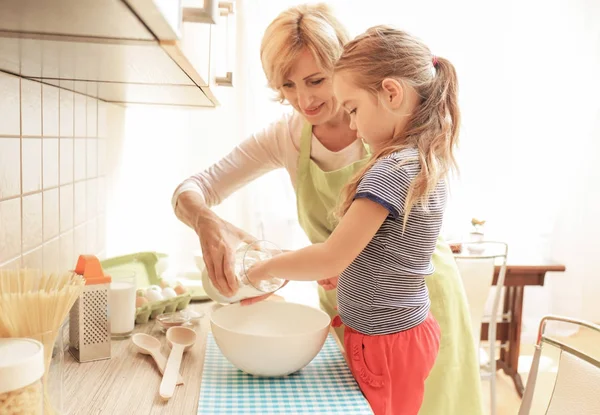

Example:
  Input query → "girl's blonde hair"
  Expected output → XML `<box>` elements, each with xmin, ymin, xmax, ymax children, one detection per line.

<box><xmin>260</xmin><ymin>3</ymin><xmax>349</xmax><ymax>102</ymax></box>
<box><xmin>336</xmin><ymin>26</ymin><xmax>460</xmax><ymax>227</ymax></box>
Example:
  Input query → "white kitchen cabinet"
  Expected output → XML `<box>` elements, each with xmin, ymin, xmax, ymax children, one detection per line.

<box><xmin>178</xmin><ymin>1</ymin><xmax>236</xmax><ymax>104</ymax></box>
<box><xmin>0</xmin><ymin>0</ymin><xmax>236</xmax><ymax>108</ymax></box>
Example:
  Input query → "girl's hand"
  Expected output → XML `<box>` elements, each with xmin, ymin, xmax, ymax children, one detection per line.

<box><xmin>317</xmin><ymin>276</ymin><xmax>339</xmax><ymax>291</ymax></box>
<box><xmin>245</xmin><ymin>261</ymin><xmax>270</xmax><ymax>285</ymax></box>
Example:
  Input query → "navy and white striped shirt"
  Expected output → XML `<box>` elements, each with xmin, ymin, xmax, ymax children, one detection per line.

<box><xmin>337</xmin><ymin>148</ymin><xmax>447</xmax><ymax>335</ymax></box>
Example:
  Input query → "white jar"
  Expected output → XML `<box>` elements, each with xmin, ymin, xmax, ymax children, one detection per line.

<box><xmin>0</xmin><ymin>338</ymin><xmax>45</xmax><ymax>415</ymax></box>
<box><xmin>202</xmin><ymin>241</ymin><xmax>285</xmax><ymax>304</ymax></box>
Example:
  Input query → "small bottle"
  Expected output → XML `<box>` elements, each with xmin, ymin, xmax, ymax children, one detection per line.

<box><xmin>0</xmin><ymin>338</ymin><xmax>45</xmax><ymax>415</ymax></box>
<box><xmin>202</xmin><ymin>241</ymin><xmax>285</xmax><ymax>304</ymax></box>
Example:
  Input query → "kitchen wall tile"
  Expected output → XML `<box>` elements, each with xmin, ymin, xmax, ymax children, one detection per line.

<box><xmin>0</xmin><ymin>138</ymin><xmax>21</xmax><ymax>199</ymax></box>
<box><xmin>87</xmin><ymin>179</ymin><xmax>98</xmax><ymax>219</ymax></box>
<box><xmin>74</xmin><ymin>224</ymin><xmax>87</xmax><ymax>257</ymax></box>
<box><xmin>0</xmin><ymin>198</ymin><xmax>21</xmax><ymax>264</ymax></box>
<box><xmin>21</xmin><ymin>79</ymin><xmax>42</xmax><ymax>136</ymax></box>
<box><xmin>98</xmin><ymin>101</ymin><xmax>107</xmax><ymax>138</ymax></box>
<box><xmin>42</xmin><ymin>84</ymin><xmax>59</xmax><ymax>136</ymax></box>
<box><xmin>59</xmin><ymin>230</ymin><xmax>74</xmax><ymax>272</ymax></box>
<box><xmin>22</xmin><ymin>247</ymin><xmax>43</xmax><ymax>270</ymax></box>
<box><xmin>0</xmin><ymin>72</ymin><xmax>20</xmax><ymax>135</ymax></box>
<box><xmin>74</xmin><ymin>181</ymin><xmax>86</xmax><ymax>226</ymax></box>
<box><xmin>43</xmin><ymin>238</ymin><xmax>60</xmax><ymax>274</ymax></box>
<box><xmin>59</xmin><ymin>184</ymin><xmax>74</xmax><ymax>233</ymax></box>
<box><xmin>74</xmin><ymin>92</ymin><xmax>86</xmax><ymax>136</ymax></box>
<box><xmin>97</xmin><ymin>177</ymin><xmax>106</xmax><ymax>213</ymax></box>
<box><xmin>87</xmin><ymin>97</ymin><xmax>97</xmax><ymax>137</ymax></box>
<box><xmin>22</xmin><ymin>138</ymin><xmax>42</xmax><ymax>193</ymax></box>
<box><xmin>43</xmin><ymin>188</ymin><xmax>59</xmax><ymax>241</ymax></box>
<box><xmin>74</xmin><ymin>138</ymin><xmax>87</xmax><ymax>181</ymax></box>
<box><xmin>42</xmin><ymin>138</ymin><xmax>59</xmax><ymax>189</ymax></box>
<box><xmin>0</xmin><ymin>78</ymin><xmax>113</xmax><ymax>271</ymax></box>
<box><xmin>0</xmin><ymin>257</ymin><xmax>22</xmax><ymax>270</ymax></box>
<box><xmin>97</xmin><ymin>214</ymin><xmax>106</xmax><ymax>253</ymax></box>
<box><xmin>87</xmin><ymin>218</ymin><xmax>97</xmax><ymax>254</ymax></box>
<box><xmin>59</xmin><ymin>89</ymin><xmax>74</xmax><ymax>137</ymax></box>
<box><xmin>87</xmin><ymin>138</ymin><xmax>97</xmax><ymax>179</ymax></box>
<box><xmin>97</xmin><ymin>138</ymin><xmax>106</xmax><ymax>176</ymax></box>
<box><xmin>22</xmin><ymin>193</ymin><xmax>43</xmax><ymax>252</ymax></box>
<box><xmin>60</xmin><ymin>138</ymin><xmax>74</xmax><ymax>185</ymax></box>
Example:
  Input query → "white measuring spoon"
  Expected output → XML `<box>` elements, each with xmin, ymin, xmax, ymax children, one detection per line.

<box><xmin>131</xmin><ymin>333</ymin><xmax>184</xmax><ymax>385</ymax></box>
<box><xmin>159</xmin><ymin>327</ymin><xmax>197</xmax><ymax>399</ymax></box>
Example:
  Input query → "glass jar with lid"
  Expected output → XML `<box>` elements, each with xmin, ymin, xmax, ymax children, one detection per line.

<box><xmin>0</xmin><ymin>338</ymin><xmax>45</xmax><ymax>415</ymax></box>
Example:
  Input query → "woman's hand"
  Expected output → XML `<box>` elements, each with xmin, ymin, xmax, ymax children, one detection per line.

<box><xmin>195</xmin><ymin>214</ymin><xmax>257</xmax><ymax>297</ymax></box>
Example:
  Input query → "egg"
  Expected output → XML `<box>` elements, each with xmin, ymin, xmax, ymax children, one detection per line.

<box><xmin>159</xmin><ymin>279</ymin><xmax>170</xmax><ymax>289</ymax></box>
<box><xmin>135</xmin><ymin>296</ymin><xmax>149</xmax><ymax>308</ymax></box>
<box><xmin>174</xmin><ymin>285</ymin><xmax>187</xmax><ymax>295</ymax></box>
<box><xmin>145</xmin><ymin>288</ymin><xmax>164</xmax><ymax>302</ymax></box>
<box><xmin>162</xmin><ymin>287</ymin><xmax>178</xmax><ymax>299</ymax></box>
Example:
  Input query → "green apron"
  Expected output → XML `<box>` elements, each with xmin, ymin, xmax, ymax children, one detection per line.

<box><xmin>294</xmin><ymin>122</ymin><xmax>484</xmax><ymax>415</ymax></box>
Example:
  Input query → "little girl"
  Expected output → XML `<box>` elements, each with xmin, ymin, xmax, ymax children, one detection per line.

<box><xmin>248</xmin><ymin>25</ymin><xmax>460</xmax><ymax>415</ymax></box>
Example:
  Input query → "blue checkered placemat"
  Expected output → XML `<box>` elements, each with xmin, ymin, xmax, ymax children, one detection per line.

<box><xmin>198</xmin><ymin>333</ymin><xmax>373</xmax><ymax>415</ymax></box>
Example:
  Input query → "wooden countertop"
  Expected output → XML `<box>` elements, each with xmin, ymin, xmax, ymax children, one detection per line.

<box><xmin>63</xmin><ymin>301</ymin><xmax>221</xmax><ymax>415</ymax></box>
<box><xmin>63</xmin><ymin>297</ymin><xmax>343</xmax><ymax>415</ymax></box>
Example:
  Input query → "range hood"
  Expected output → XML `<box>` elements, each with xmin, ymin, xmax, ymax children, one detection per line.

<box><xmin>0</xmin><ymin>0</ymin><xmax>232</xmax><ymax>107</ymax></box>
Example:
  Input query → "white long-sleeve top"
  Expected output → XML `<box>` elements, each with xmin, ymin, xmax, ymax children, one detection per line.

<box><xmin>171</xmin><ymin>110</ymin><xmax>366</xmax><ymax>210</ymax></box>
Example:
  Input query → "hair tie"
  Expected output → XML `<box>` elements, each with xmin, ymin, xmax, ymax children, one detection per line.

<box><xmin>432</xmin><ymin>55</ymin><xmax>439</xmax><ymax>68</ymax></box>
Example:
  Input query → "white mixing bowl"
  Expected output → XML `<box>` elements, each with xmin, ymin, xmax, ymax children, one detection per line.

<box><xmin>210</xmin><ymin>301</ymin><xmax>331</xmax><ymax>377</ymax></box>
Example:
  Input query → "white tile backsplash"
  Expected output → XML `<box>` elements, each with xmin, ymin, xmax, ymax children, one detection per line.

<box><xmin>42</xmin><ymin>138</ymin><xmax>59</xmax><ymax>189</ymax></box>
<box><xmin>98</xmin><ymin>138</ymin><xmax>106</xmax><ymax>176</ymax></box>
<box><xmin>22</xmin><ymin>138</ymin><xmax>42</xmax><ymax>193</ymax></box>
<box><xmin>87</xmin><ymin>218</ymin><xmax>97</xmax><ymax>254</ymax></box>
<box><xmin>59</xmin><ymin>184</ymin><xmax>74</xmax><ymax>233</ymax></box>
<box><xmin>0</xmin><ymin>198</ymin><xmax>21</xmax><ymax>264</ymax></box>
<box><xmin>21</xmin><ymin>79</ymin><xmax>42</xmax><ymax>136</ymax></box>
<box><xmin>74</xmin><ymin>138</ymin><xmax>87</xmax><ymax>181</ymax></box>
<box><xmin>22</xmin><ymin>193</ymin><xmax>43</xmax><ymax>252</ymax></box>
<box><xmin>87</xmin><ymin>139</ymin><xmax>98</xmax><ymax>179</ymax></box>
<box><xmin>60</xmin><ymin>138</ymin><xmax>74</xmax><ymax>185</ymax></box>
<box><xmin>74</xmin><ymin>180</ymin><xmax>86</xmax><ymax>225</ymax></box>
<box><xmin>87</xmin><ymin>97</ymin><xmax>97</xmax><ymax>137</ymax></box>
<box><xmin>59</xmin><ymin>89</ymin><xmax>74</xmax><ymax>137</ymax></box>
<box><xmin>74</xmin><ymin>92</ymin><xmax>87</xmax><ymax>136</ymax></box>
<box><xmin>42</xmin><ymin>84</ymin><xmax>60</xmax><ymax>136</ymax></box>
<box><xmin>74</xmin><ymin>225</ymin><xmax>86</xmax><ymax>256</ymax></box>
<box><xmin>42</xmin><ymin>238</ymin><xmax>60</xmax><ymax>274</ymax></box>
<box><xmin>59</xmin><ymin>230</ymin><xmax>74</xmax><ymax>271</ymax></box>
<box><xmin>87</xmin><ymin>178</ymin><xmax>98</xmax><ymax>219</ymax></box>
<box><xmin>22</xmin><ymin>247</ymin><xmax>43</xmax><ymax>269</ymax></box>
<box><xmin>0</xmin><ymin>138</ymin><xmax>21</xmax><ymax>199</ymax></box>
<box><xmin>43</xmin><ymin>188</ymin><xmax>59</xmax><ymax>241</ymax></box>
<box><xmin>0</xmin><ymin>72</ymin><xmax>20</xmax><ymax>135</ymax></box>
<box><xmin>1</xmin><ymin>72</ymin><xmax>117</xmax><ymax>274</ymax></box>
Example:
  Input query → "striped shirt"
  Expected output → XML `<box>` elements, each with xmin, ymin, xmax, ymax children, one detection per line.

<box><xmin>337</xmin><ymin>148</ymin><xmax>447</xmax><ymax>335</ymax></box>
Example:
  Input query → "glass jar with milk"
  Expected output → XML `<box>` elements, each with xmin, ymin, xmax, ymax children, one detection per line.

<box><xmin>108</xmin><ymin>270</ymin><xmax>137</xmax><ymax>339</ymax></box>
<box><xmin>201</xmin><ymin>241</ymin><xmax>285</xmax><ymax>304</ymax></box>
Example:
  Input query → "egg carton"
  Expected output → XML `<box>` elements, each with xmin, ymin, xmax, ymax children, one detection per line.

<box><xmin>134</xmin><ymin>292</ymin><xmax>192</xmax><ymax>324</ymax></box>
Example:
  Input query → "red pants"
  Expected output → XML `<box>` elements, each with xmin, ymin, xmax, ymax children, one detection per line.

<box><xmin>344</xmin><ymin>313</ymin><xmax>440</xmax><ymax>415</ymax></box>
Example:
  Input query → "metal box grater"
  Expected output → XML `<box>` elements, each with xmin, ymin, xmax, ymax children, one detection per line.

<box><xmin>69</xmin><ymin>255</ymin><xmax>112</xmax><ymax>363</ymax></box>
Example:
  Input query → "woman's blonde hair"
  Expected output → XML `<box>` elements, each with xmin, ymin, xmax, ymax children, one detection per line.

<box><xmin>260</xmin><ymin>3</ymin><xmax>349</xmax><ymax>102</ymax></box>
<box><xmin>336</xmin><ymin>26</ymin><xmax>460</xmax><ymax>227</ymax></box>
